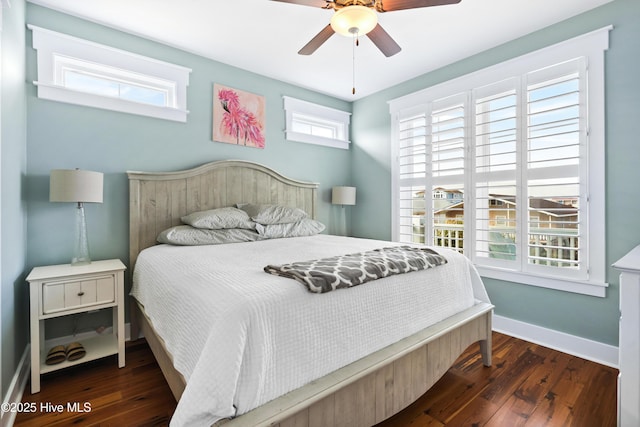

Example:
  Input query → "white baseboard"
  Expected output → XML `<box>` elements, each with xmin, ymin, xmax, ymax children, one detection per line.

<box><xmin>493</xmin><ymin>314</ymin><xmax>619</xmax><ymax>368</ymax></box>
<box><xmin>1</xmin><ymin>345</ymin><xmax>30</xmax><ymax>427</ymax></box>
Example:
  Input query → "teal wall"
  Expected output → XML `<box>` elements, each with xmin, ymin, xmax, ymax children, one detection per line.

<box><xmin>1</xmin><ymin>0</ymin><xmax>27</xmax><ymax>398</ymax></box>
<box><xmin>351</xmin><ymin>0</ymin><xmax>640</xmax><ymax>346</ymax></box>
<box><xmin>24</xmin><ymin>4</ymin><xmax>353</xmax><ymax>338</ymax></box>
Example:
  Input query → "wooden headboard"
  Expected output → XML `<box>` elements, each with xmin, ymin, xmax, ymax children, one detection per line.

<box><xmin>127</xmin><ymin>160</ymin><xmax>319</xmax><ymax>269</ymax></box>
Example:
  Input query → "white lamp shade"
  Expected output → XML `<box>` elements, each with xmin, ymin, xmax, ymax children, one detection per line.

<box><xmin>50</xmin><ymin>169</ymin><xmax>104</xmax><ymax>203</ymax></box>
<box><xmin>330</xmin><ymin>6</ymin><xmax>378</xmax><ymax>37</ymax></box>
<box><xmin>332</xmin><ymin>186</ymin><xmax>356</xmax><ymax>206</ymax></box>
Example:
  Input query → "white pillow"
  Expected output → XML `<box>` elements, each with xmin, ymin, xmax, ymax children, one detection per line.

<box><xmin>181</xmin><ymin>207</ymin><xmax>255</xmax><ymax>230</ymax></box>
<box><xmin>256</xmin><ymin>219</ymin><xmax>325</xmax><ymax>239</ymax></box>
<box><xmin>158</xmin><ymin>225</ymin><xmax>261</xmax><ymax>245</ymax></box>
<box><xmin>237</xmin><ymin>204</ymin><xmax>308</xmax><ymax>225</ymax></box>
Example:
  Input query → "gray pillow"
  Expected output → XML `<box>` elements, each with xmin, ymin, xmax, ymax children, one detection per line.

<box><xmin>157</xmin><ymin>225</ymin><xmax>261</xmax><ymax>246</ymax></box>
<box><xmin>181</xmin><ymin>207</ymin><xmax>255</xmax><ymax>230</ymax></box>
<box><xmin>256</xmin><ymin>219</ymin><xmax>325</xmax><ymax>239</ymax></box>
<box><xmin>238</xmin><ymin>203</ymin><xmax>308</xmax><ymax>225</ymax></box>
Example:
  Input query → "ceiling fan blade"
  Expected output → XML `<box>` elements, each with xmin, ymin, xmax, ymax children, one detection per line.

<box><xmin>271</xmin><ymin>0</ymin><xmax>330</xmax><ymax>8</ymax></box>
<box><xmin>376</xmin><ymin>0</ymin><xmax>461</xmax><ymax>12</ymax></box>
<box><xmin>298</xmin><ymin>24</ymin><xmax>336</xmax><ymax>55</ymax></box>
<box><xmin>366</xmin><ymin>24</ymin><xmax>401</xmax><ymax>57</ymax></box>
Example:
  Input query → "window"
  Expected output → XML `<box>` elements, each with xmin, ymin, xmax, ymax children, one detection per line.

<box><xmin>55</xmin><ymin>56</ymin><xmax>174</xmax><ymax>107</ymax></box>
<box><xmin>29</xmin><ymin>25</ymin><xmax>191</xmax><ymax>122</ymax></box>
<box><xmin>390</xmin><ymin>27</ymin><xmax>611</xmax><ymax>297</ymax></box>
<box><xmin>283</xmin><ymin>96</ymin><xmax>351</xmax><ymax>149</ymax></box>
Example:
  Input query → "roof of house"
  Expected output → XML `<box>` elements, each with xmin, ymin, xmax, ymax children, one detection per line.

<box><xmin>433</xmin><ymin>194</ymin><xmax>578</xmax><ymax>217</ymax></box>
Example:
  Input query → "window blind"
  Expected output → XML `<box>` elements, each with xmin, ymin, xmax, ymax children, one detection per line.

<box><xmin>524</xmin><ymin>59</ymin><xmax>585</xmax><ymax>279</ymax></box>
<box><xmin>430</xmin><ymin>95</ymin><xmax>466</xmax><ymax>253</ymax></box>
<box><xmin>398</xmin><ymin>110</ymin><xmax>428</xmax><ymax>244</ymax></box>
<box><xmin>474</xmin><ymin>80</ymin><xmax>519</xmax><ymax>265</ymax></box>
<box><xmin>395</xmin><ymin>59</ymin><xmax>588</xmax><ymax>280</ymax></box>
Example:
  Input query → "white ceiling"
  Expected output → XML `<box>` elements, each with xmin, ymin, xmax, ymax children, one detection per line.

<box><xmin>28</xmin><ymin>0</ymin><xmax>613</xmax><ymax>101</ymax></box>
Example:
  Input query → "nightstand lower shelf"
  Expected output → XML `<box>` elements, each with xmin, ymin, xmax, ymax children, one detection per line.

<box><xmin>40</xmin><ymin>334</ymin><xmax>119</xmax><ymax>374</ymax></box>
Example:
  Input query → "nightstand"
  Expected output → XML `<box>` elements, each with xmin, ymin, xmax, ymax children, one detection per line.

<box><xmin>26</xmin><ymin>259</ymin><xmax>126</xmax><ymax>393</ymax></box>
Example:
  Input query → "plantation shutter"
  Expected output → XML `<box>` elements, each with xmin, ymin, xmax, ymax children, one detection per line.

<box><xmin>395</xmin><ymin>61</ymin><xmax>588</xmax><ymax>278</ymax></box>
<box><xmin>397</xmin><ymin>107</ymin><xmax>428</xmax><ymax>244</ymax></box>
<box><xmin>392</xmin><ymin>28</ymin><xmax>609</xmax><ymax>294</ymax></box>
<box><xmin>430</xmin><ymin>94</ymin><xmax>467</xmax><ymax>253</ymax></box>
<box><xmin>396</xmin><ymin>94</ymin><xmax>468</xmax><ymax>251</ymax></box>
<box><xmin>473</xmin><ymin>79</ymin><xmax>519</xmax><ymax>267</ymax></box>
<box><xmin>523</xmin><ymin>58</ymin><xmax>587</xmax><ymax>280</ymax></box>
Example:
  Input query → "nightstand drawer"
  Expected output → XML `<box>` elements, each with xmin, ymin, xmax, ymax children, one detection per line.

<box><xmin>42</xmin><ymin>274</ymin><xmax>115</xmax><ymax>314</ymax></box>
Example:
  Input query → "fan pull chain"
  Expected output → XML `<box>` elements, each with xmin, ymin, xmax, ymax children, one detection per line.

<box><xmin>352</xmin><ymin>31</ymin><xmax>357</xmax><ymax>95</ymax></box>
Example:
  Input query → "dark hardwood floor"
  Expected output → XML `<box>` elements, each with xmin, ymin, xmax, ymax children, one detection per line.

<box><xmin>15</xmin><ymin>340</ymin><xmax>176</xmax><ymax>426</ymax></box>
<box><xmin>375</xmin><ymin>332</ymin><xmax>618</xmax><ymax>427</ymax></box>
<box><xmin>14</xmin><ymin>332</ymin><xmax>618</xmax><ymax>427</ymax></box>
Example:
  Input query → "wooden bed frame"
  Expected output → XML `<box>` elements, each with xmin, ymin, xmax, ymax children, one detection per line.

<box><xmin>127</xmin><ymin>159</ymin><xmax>494</xmax><ymax>427</ymax></box>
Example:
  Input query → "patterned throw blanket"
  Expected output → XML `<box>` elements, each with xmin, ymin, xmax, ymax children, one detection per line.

<box><xmin>264</xmin><ymin>246</ymin><xmax>448</xmax><ymax>293</ymax></box>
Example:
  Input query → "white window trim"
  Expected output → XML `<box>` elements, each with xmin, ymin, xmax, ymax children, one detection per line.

<box><xmin>283</xmin><ymin>96</ymin><xmax>351</xmax><ymax>149</ymax></box>
<box><xmin>28</xmin><ymin>25</ymin><xmax>191</xmax><ymax>122</ymax></box>
<box><xmin>390</xmin><ymin>26</ymin><xmax>612</xmax><ymax>297</ymax></box>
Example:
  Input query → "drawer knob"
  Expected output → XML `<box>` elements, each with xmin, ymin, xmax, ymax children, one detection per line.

<box><xmin>77</xmin><ymin>291</ymin><xmax>85</xmax><ymax>296</ymax></box>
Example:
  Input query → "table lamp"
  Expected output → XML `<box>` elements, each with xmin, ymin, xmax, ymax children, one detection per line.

<box><xmin>332</xmin><ymin>186</ymin><xmax>356</xmax><ymax>236</ymax></box>
<box><xmin>50</xmin><ymin>169</ymin><xmax>104</xmax><ymax>265</ymax></box>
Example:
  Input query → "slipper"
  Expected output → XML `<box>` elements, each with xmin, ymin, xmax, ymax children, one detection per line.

<box><xmin>45</xmin><ymin>345</ymin><xmax>67</xmax><ymax>365</ymax></box>
<box><xmin>66</xmin><ymin>342</ymin><xmax>86</xmax><ymax>361</ymax></box>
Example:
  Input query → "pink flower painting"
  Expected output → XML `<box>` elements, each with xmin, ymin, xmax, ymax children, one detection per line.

<box><xmin>213</xmin><ymin>84</ymin><xmax>266</xmax><ymax>149</ymax></box>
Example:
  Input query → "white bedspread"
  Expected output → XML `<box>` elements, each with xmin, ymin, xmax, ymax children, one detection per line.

<box><xmin>131</xmin><ymin>235</ymin><xmax>489</xmax><ymax>427</ymax></box>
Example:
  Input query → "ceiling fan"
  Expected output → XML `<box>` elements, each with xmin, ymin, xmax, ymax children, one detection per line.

<box><xmin>272</xmin><ymin>0</ymin><xmax>462</xmax><ymax>57</ymax></box>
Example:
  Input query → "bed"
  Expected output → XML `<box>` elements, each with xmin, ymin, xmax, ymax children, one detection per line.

<box><xmin>127</xmin><ymin>159</ymin><xmax>494</xmax><ymax>427</ymax></box>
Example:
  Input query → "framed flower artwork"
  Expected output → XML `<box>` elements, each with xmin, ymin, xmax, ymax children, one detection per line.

<box><xmin>213</xmin><ymin>84</ymin><xmax>266</xmax><ymax>149</ymax></box>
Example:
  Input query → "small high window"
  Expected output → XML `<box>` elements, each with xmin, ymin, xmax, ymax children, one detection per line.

<box><xmin>29</xmin><ymin>25</ymin><xmax>191</xmax><ymax>122</ymax></box>
<box><xmin>283</xmin><ymin>96</ymin><xmax>351</xmax><ymax>149</ymax></box>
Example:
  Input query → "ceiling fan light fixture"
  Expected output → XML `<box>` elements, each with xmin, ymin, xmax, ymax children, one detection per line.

<box><xmin>330</xmin><ymin>5</ymin><xmax>378</xmax><ymax>37</ymax></box>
